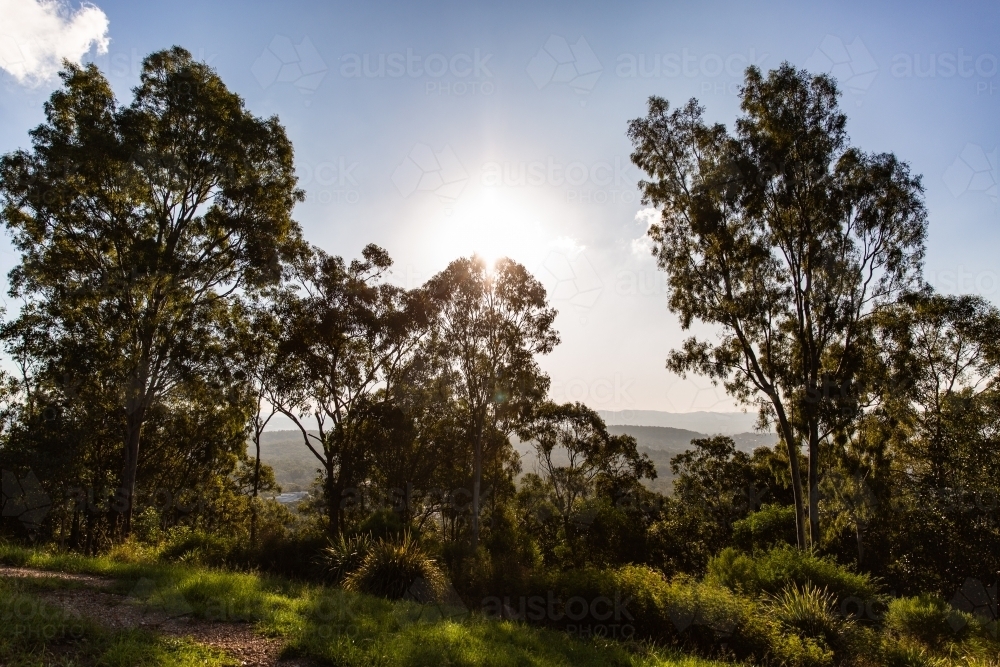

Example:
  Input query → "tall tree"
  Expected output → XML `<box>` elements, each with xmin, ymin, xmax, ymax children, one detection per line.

<box><xmin>627</xmin><ymin>63</ymin><xmax>927</xmax><ymax>547</ymax></box>
<box><xmin>0</xmin><ymin>48</ymin><xmax>303</xmax><ymax>535</ymax></box>
<box><xmin>424</xmin><ymin>256</ymin><xmax>559</xmax><ymax>550</ymax></box>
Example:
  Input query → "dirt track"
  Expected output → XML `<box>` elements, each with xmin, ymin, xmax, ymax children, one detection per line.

<box><xmin>0</xmin><ymin>566</ymin><xmax>309</xmax><ymax>667</ymax></box>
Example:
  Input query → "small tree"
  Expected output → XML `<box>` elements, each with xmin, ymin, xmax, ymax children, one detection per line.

<box><xmin>518</xmin><ymin>401</ymin><xmax>655</xmax><ymax>547</ymax></box>
<box><xmin>269</xmin><ymin>244</ymin><xmax>425</xmax><ymax>537</ymax></box>
<box><xmin>627</xmin><ymin>64</ymin><xmax>927</xmax><ymax>548</ymax></box>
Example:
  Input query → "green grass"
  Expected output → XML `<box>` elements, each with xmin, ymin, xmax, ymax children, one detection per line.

<box><xmin>0</xmin><ymin>541</ymin><xmax>737</xmax><ymax>667</ymax></box>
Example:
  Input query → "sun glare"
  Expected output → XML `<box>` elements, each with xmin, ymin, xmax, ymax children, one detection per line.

<box><xmin>418</xmin><ymin>188</ymin><xmax>550</xmax><ymax>270</ymax></box>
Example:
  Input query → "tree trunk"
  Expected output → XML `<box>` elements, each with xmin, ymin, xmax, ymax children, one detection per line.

<box><xmin>773</xmin><ymin>406</ymin><xmax>807</xmax><ymax>549</ymax></box>
<box><xmin>326</xmin><ymin>460</ymin><xmax>342</xmax><ymax>538</ymax></box>
<box><xmin>251</xmin><ymin>432</ymin><xmax>262</xmax><ymax>545</ymax></box>
<box><xmin>808</xmin><ymin>421</ymin><xmax>821</xmax><ymax>549</ymax></box>
<box><xmin>117</xmin><ymin>403</ymin><xmax>145</xmax><ymax>538</ymax></box>
<box><xmin>471</xmin><ymin>414</ymin><xmax>484</xmax><ymax>552</ymax></box>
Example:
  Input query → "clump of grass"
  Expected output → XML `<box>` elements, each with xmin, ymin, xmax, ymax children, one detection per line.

<box><xmin>321</xmin><ymin>532</ymin><xmax>376</xmax><ymax>584</ymax></box>
<box><xmin>343</xmin><ymin>531</ymin><xmax>447</xmax><ymax>602</ymax></box>
<box><xmin>765</xmin><ymin>583</ymin><xmax>848</xmax><ymax>642</ymax></box>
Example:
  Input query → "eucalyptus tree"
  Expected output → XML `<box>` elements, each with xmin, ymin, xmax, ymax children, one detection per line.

<box><xmin>627</xmin><ymin>63</ymin><xmax>927</xmax><ymax>547</ymax></box>
<box><xmin>229</xmin><ymin>300</ymin><xmax>283</xmax><ymax>545</ymax></box>
<box><xmin>518</xmin><ymin>401</ymin><xmax>654</xmax><ymax>544</ymax></box>
<box><xmin>424</xmin><ymin>256</ymin><xmax>560</xmax><ymax>550</ymax></box>
<box><xmin>268</xmin><ymin>243</ymin><xmax>427</xmax><ymax>537</ymax></box>
<box><xmin>870</xmin><ymin>292</ymin><xmax>1000</xmax><ymax>590</ymax></box>
<box><xmin>0</xmin><ymin>47</ymin><xmax>303</xmax><ymax>535</ymax></box>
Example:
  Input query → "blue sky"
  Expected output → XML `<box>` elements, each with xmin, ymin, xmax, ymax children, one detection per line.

<box><xmin>1</xmin><ymin>0</ymin><xmax>998</xmax><ymax>415</ymax></box>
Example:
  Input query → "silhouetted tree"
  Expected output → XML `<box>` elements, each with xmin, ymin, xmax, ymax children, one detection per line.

<box><xmin>424</xmin><ymin>256</ymin><xmax>559</xmax><ymax>550</ymax></box>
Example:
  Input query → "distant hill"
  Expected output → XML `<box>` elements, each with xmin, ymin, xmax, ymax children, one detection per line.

<box><xmin>606</xmin><ymin>425</ymin><xmax>704</xmax><ymax>452</ymax></box>
<box><xmin>252</xmin><ymin>423</ymin><xmax>778</xmax><ymax>496</ymax></box>
<box><xmin>598</xmin><ymin>409</ymin><xmax>765</xmax><ymax>435</ymax></box>
<box><xmin>250</xmin><ymin>430</ymin><xmax>321</xmax><ymax>492</ymax></box>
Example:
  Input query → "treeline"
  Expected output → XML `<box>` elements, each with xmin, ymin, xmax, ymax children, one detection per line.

<box><xmin>0</xmin><ymin>47</ymin><xmax>998</xmax><ymax>622</ymax></box>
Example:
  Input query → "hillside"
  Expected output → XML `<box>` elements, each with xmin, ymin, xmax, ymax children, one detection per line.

<box><xmin>254</xmin><ymin>425</ymin><xmax>778</xmax><ymax>497</ymax></box>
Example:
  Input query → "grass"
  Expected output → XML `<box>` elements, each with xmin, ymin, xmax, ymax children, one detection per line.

<box><xmin>0</xmin><ymin>578</ymin><xmax>236</xmax><ymax>667</ymax></box>
<box><xmin>0</xmin><ymin>541</ymin><xmax>737</xmax><ymax>667</ymax></box>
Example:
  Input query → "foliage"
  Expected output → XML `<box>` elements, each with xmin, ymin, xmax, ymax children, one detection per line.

<box><xmin>732</xmin><ymin>504</ymin><xmax>798</xmax><ymax>552</ymax></box>
<box><xmin>649</xmin><ymin>439</ymin><xmax>795</xmax><ymax>575</ymax></box>
<box><xmin>707</xmin><ymin>546</ymin><xmax>881</xmax><ymax>602</ymax></box>
<box><xmin>322</xmin><ymin>531</ymin><xmax>376</xmax><ymax>584</ymax></box>
<box><xmin>765</xmin><ymin>583</ymin><xmax>851</xmax><ymax>645</ymax></box>
<box><xmin>342</xmin><ymin>531</ymin><xmax>448</xmax><ymax>601</ymax></box>
<box><xmin>424</xmin><ymin>254</ymin><xmax>560</xmax><ymax>549</ymax></box>
<box><xmin>628</xmin><ymin>63</ymin><xmax>927</xmax><ymax>549</ymax></box>
<box><xmin>0</xmin><ymin>47</ymin><xmax>303</xmax><ymax>536</ymax></box>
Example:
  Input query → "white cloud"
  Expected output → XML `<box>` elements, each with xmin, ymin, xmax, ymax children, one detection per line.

<box><xmin>631</xmin><ymin>207</ymin><xmax>658</xmax><ymax>257</ymax></box>
<box><xmin>548</xmin><ymin>235</ymin><xmax>586</xmax><ymax>259</ymax></box>
<box><xmin>0</xmin><ymin>0</ymin><xmax>109</xmax><ymax>86</ymax></box>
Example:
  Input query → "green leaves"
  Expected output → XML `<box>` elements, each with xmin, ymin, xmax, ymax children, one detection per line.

<box><xmin>627</xmin><ymin>62</ymin><xmax>929</xmax><ymax>548</ymax></box>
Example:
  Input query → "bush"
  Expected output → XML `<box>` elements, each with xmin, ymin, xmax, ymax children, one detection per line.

<box><xmin>707</xmin><ymin>545</ymin><xmax>881</xmax><ymax>603</ymax></box>
<box><xmin>766</xmin><ymin>582</ymin><xmax>856</xmax><ymax>657</ymax></box>
<box><xmin>158</xmin><ymin>527</ymin><xmax>237</xmax><ymax>567</ymax></box>
<box><xmin>356</xmin><ymin>508</ymin><xmax>407</xmax><ymax>541</ymax></box>
<box><xmin>321</xmin><ymin>532</ymin><xmax>375</xmax><ymax>584</ymax></box>
<box><xmin>343</xmin><ymin>532</ymin><xmax>447</xmax><ymax>601</ymax></box>
<box><xmin>732</xmin><ymin>504</ymin><xmax>797</xmax><ymax>552</ymax></box>
<box><xmin>524</xmin><ymin>565</ymin><xmax>836</xmax><ymax>665</ymax></box>
<box><xmin>884</xmin><ymin>594</ymin><xmax>970</xmax><ymax>647</ymax></box>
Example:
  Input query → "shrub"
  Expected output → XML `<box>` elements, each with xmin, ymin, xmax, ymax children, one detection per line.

<box><xmin>320</xmin><ymin>532</ymin><xmax>375</xmax><ymax>584</ymax></box>
<box><xmin>343</xmin><ymin>532</ymin><xmax>447</xmax><ymax>602</ymax></box>
<box><xmin>707</xmin><ymin>545</ymin><xmax>881</xmax><ymax>603</ymax></box>
<box><xmin>884</xmin><ymin>594</ymin><xmax>970</xmax><ymax>647</ymax></box>
<box><xmin>732</xmin><ymin>504</ymin><xmax>797</xmax><ymax>552</ymax></box>
<box><xmin>527</xmin><ymin>565</ymin><xmax>794</xmax><ymax>664</ymax></box>
<box><xmin>766</xmin><ymin>583</ymin><xmax>852</xmax><ymax>646</ymax></box>
<box><xmin>356</xmin><ymin>508</ymin><xmax>407</xmax><ymax>541</ymax></box>
<box><xmin>159</xmin><ymin>527</ymin><xmax>237</xmax><ymax>567</ymax></box>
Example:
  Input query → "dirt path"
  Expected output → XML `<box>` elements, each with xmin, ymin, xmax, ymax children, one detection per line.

<box><xmin>0</xmin><ymin>566</ymin><xmax>311</xmax><ymax>666</ymax></box>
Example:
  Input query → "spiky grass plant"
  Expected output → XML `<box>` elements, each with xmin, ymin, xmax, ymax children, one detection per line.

<box><xmin>766</xmin><ymin>582</ymin><xmax>850</xmax><ymax>643</ymax></box>
<box><xmin>342</xmin><ymin>531</ymin><xmax>446</xmax><ymax>601</ymax></box>
<box><xmin>321</xmin><ymin>532</ymin><xmax>376</xmax><ymax>584</ymax></box>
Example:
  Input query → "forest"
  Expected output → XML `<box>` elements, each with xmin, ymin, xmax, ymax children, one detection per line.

<box><xmin>0</xmin><ymin>48</ymin><xmax>997</xmax><ymax>667</ymax></box>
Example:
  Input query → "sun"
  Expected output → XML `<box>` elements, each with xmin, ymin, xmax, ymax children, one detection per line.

<box><xmin>418</xmin><ymin>188</ymin><xmax>549</xmax><ymax>269</ymax></box>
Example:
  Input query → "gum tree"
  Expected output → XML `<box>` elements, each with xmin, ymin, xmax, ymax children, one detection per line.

<box><xmin>267</xmin><ymin>243</ymin><xmax>426</xmax><ymax>537</ymax></box>
<box><xmin>0</xmin><ymin>48</ymin><xmax>303</xmax><ymax>535</ymax></box>
<box><xmin>425</xmin><ymin>256</ymin><xmax>559</xmax><ymax>550</ymax></box>
<box><xmin>627</xmin><ymin>64</ymin><xmax>927</xmax><ymax>548</ymax></box>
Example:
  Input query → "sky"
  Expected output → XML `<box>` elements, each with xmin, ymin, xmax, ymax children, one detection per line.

<box><xmin>0</xmin><ymin>0</ymin><xmax>998</xmax><ymax>417</ymax></box>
